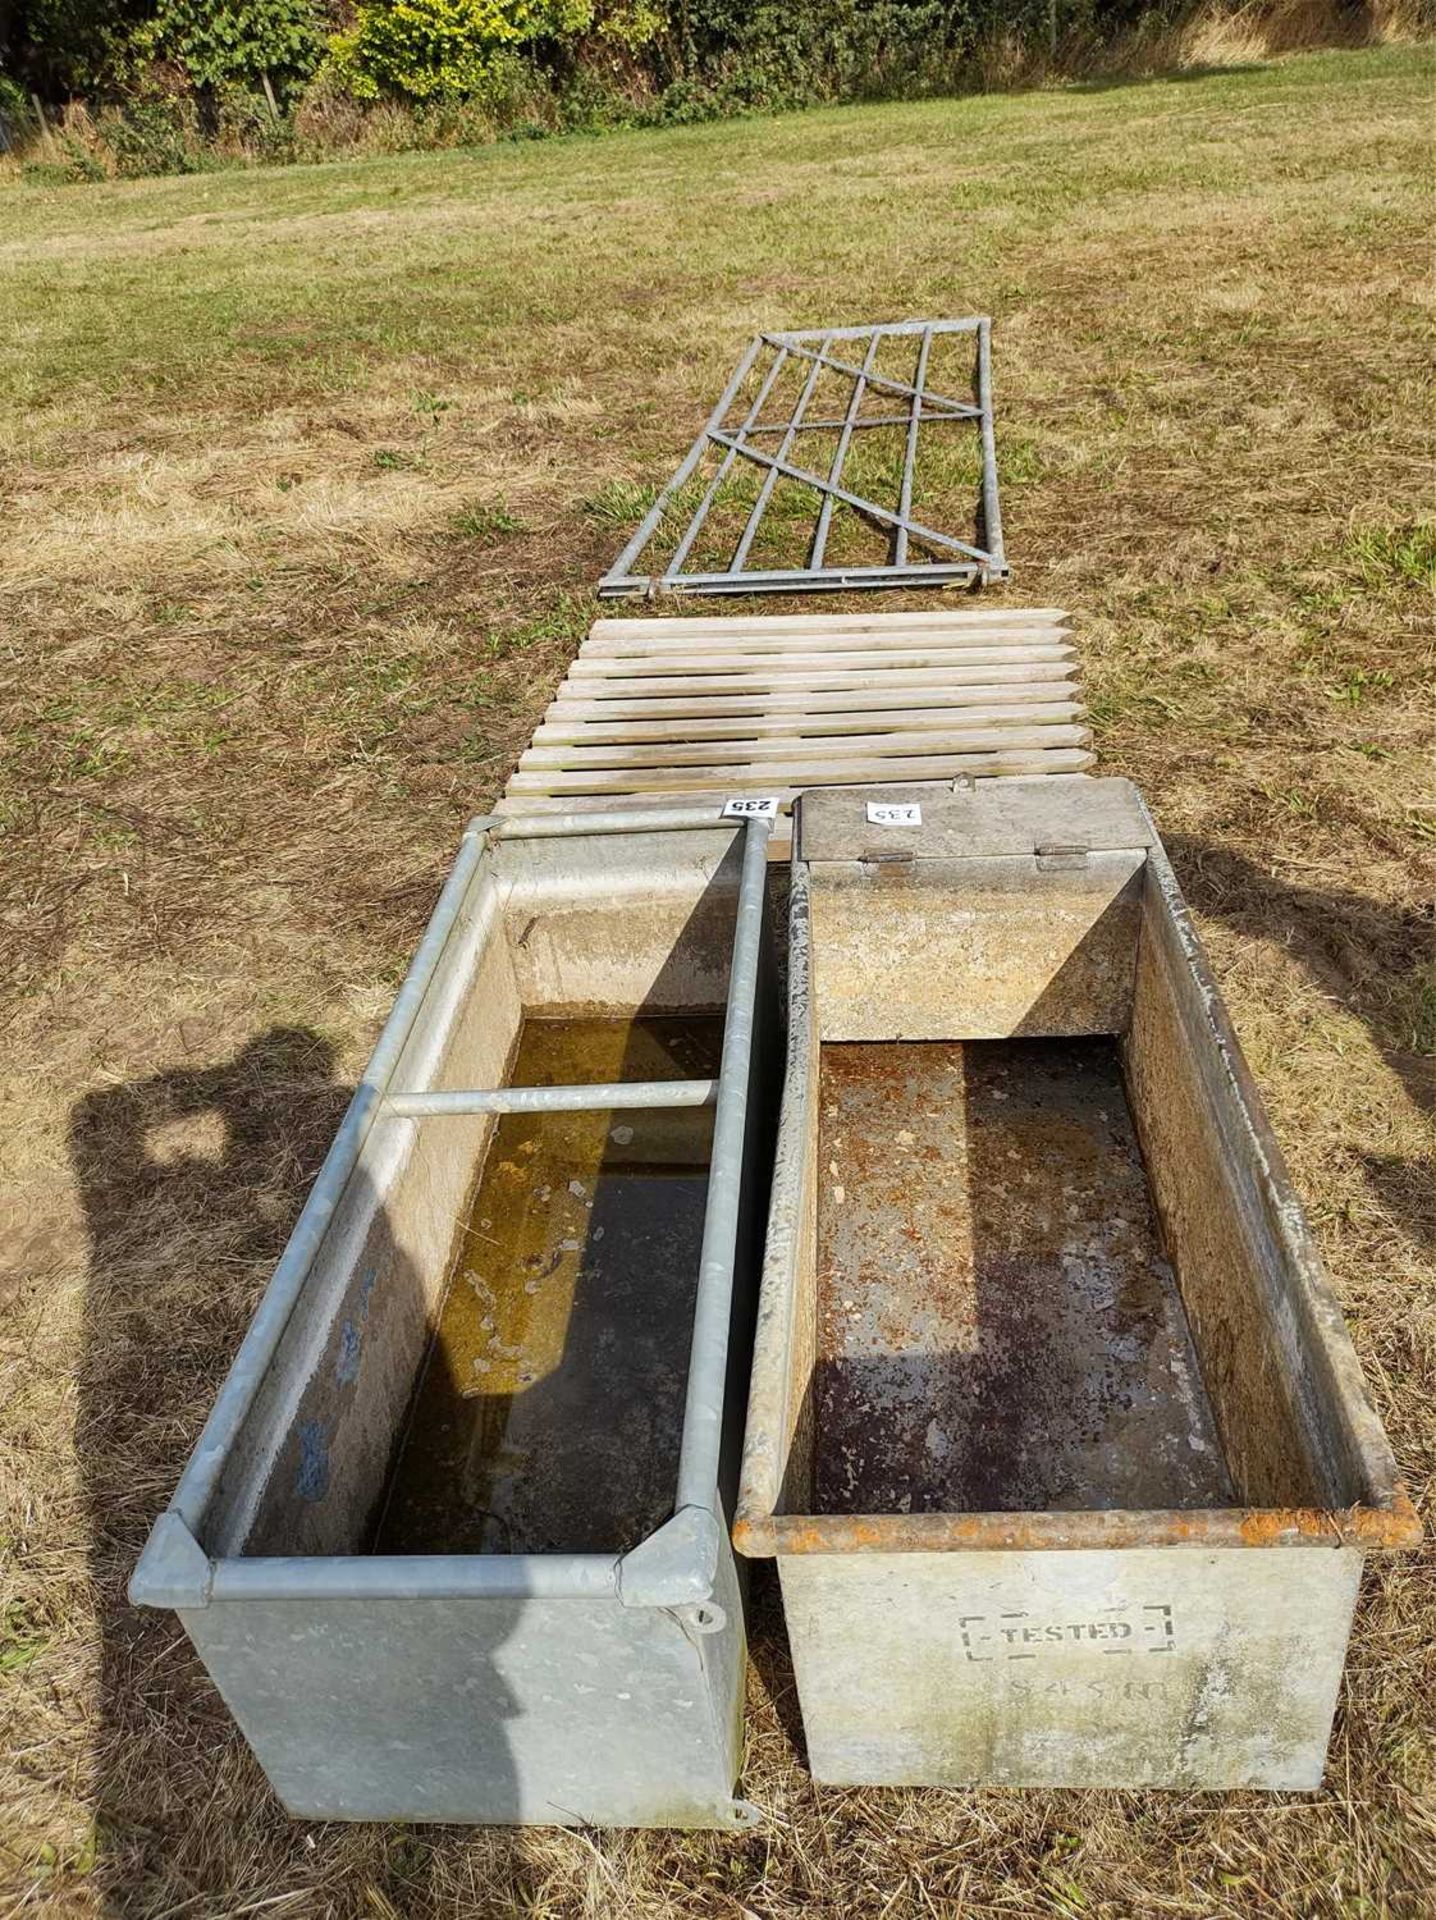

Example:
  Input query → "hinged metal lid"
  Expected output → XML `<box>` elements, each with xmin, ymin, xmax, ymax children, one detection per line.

<box><xmin>796</xmin><ymin>775</ymin><xmax>1154</xmax><ymax>865</ymax></box>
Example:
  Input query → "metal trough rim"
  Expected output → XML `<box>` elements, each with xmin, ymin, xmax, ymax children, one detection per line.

<box><xmin>731</xmin><ymin>1501</ymin><xmax>1422</xmax><ymax>1558</ymax></box>
<box><xmin>133</xmin><ymin>803</ymin><xmax>773</xmax><ymax>1612</ymax></box>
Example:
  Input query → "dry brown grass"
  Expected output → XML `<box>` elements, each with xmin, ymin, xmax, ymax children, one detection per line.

<box><xmin>0</xmin><ymin>41</ymin><xmax>1432</xmax><ymax>1919</ymax></box>
<box><xmin>965</xmin><ymin>0</ymin><xmax>1432</xmax><ymax>92</ymax></box>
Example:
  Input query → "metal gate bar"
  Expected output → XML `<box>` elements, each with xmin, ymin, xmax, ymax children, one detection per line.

<box><xmin>599</xmin><ymin>317</ymin><xmax>1008</xmax><ymax>598</ymax></box>
<box><xmin>665</xmin><ymin>346</ymin><xmax>791</xmax><ymax>582</ymax></box>
<box><xmin>811</xmin><ymin>329</ymin><xmax>879</xmax><ymax>572</ymax></box>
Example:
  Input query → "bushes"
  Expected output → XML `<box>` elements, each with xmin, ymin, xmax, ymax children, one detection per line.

<box><xmin>0</xmin><ymin>70</ymin><xmax>36</xmax><ymax>147</ymax></box>
<box><xmin>4</xmin><ymin>0</ymin><xmax>1422</xmax><ymax>180</ymax></box>
<box><xmin>7</xmin><ymin>1</ymin><xmax>326</xmax><ymax>177</ymax></box>
<box><xmin>136</xmin><ymin>0</ymin><xmax>325</xmax><ymax>99</ymax></box>
<box><xmin>327</xmin><ymin>0</ymin><xmax>592</xmax><ymax>101</ymax></box>
<box><xmin>17</xmin><ymin>0</ymin><xmax>154</xmax><ymax>94</ymax></box>
<box><xmin>16</xmin><ymin>88</ymin><xmax>294</xmax><ymax>178</ymax></box>
<box><xmin>670</xmin><ymin>0</ymin><xmax>973</xmax><ymax>109</ymax></box>
<box><xmin>294</xmin><ymin>45</ymin><xmax>558</xmax><ymax>147</ymax></box>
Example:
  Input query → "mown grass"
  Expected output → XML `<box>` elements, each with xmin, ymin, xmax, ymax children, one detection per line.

<box><xmin>1</xmin><ymin>42</ymin><xmax>1432</xmax><ymax>1920</ymax></box>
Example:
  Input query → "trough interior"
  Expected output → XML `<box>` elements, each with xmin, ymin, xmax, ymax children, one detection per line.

<box><xmin>374</xmin><ymin>1014</ymin><xmax>721</xmax><ymax>1556</ymax></box>
<box><xmin>777</xmin><ymin>839</ymin><xmax>1363</xmax><ymax>1525</ymax></box>
<box><xmin>208</xmin><ymin>825</ymin><xmax>747</xmax><ymax>1561</ymax></box>
<box><xmin>811</xmin><ymin>1035</ymin><xmax>1234</xmax><ymax>1517</ymax></box>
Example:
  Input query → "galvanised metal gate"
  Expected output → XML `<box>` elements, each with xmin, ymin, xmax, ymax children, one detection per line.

<box><xmin>600</xmin><ymin>318</ymin><xmax>1008</xmax><ymax>598</ymax></box>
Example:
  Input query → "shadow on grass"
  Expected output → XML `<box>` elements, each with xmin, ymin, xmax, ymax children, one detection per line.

<box><xmin>1168</xmin><ymin>836</ymin><xmax>1435</xmax><ymax>1254</ymax></box>
<box><xmin>64</xmin><ymin>1029</ymin><xmax>519</xmax><ymax>1912</ymax></box>
<box><xmin>67</xmin><ymin>1030</ymin><xmax>344</xmax><ymax>1907</ymax></box>
<box><xmin>745</xmin><ymin>1561</ymin><xmax>809</xmax><ymax>1771</ymax></box>
<box><xmin>1064</xmin><ymin>59</ymin><xmax>1269</xmax><ymax>92</ymax></box>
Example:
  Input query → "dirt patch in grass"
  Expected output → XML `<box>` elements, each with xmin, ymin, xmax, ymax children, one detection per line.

<box><xmin>1</xmin><ymin>44</ymin><xmax>1432</xmax><ymax>1920</ymax></box>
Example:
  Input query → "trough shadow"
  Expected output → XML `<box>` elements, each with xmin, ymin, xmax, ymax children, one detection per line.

<box><xmin>69</xmin><ymin>1031</ymin><xmax>539</xmax><ymax>1901</ymax></box>
<box><xmin>744</xmin><ymin>1559</ymin><xmax>810</xmax><ymax>1768</ymax></box>
<box><xmin>69</xmin><ymin>1028</ymin><xmax>351</xmax><ymax>1904</ymax></box>
<box><xmin>1166</xmin><ymin>836</ymin><xmax>1435</xmax><ymax>1259</ymax></box>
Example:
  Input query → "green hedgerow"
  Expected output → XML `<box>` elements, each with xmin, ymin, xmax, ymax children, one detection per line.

<box><xmin>136</xmin><ymin>0</ymin><xmax>325</xmax><ymax>96</ymax></box>
<box><xmin>328</xmin><ymin>0</ymin><xmax>595</xmax><ymax>102</ymax></box>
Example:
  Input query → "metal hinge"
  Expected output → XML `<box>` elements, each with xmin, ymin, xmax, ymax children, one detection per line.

<box><xmin>1034</xmin><ymin>841</ymin><xmax>1090</xmax><ymax>872</ymax></box>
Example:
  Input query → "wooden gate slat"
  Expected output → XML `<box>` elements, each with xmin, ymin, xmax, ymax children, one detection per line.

<box><xmin>502</xmin><ymin>610</ymin><xmax>1092</xmax><ymax>815</ymax></box>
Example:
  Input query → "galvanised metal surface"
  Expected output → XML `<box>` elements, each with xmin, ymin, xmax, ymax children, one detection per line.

<box><xmin>778</xmin><ymin>1546</ymin><xmax>1366</xmax><ymax>1790</ymax></box>
<box><xmin>599</xmin><ymin>320</ymin><xmax>1009</xmax><ymax>598</ymax></box>
<box><xmin>384</xmin><ymin>1076</ymin><xmax>718</xmax><ymax>1116</ymax></box>
<box><xmin>734</xmin><ymin>778</ymin><xmax>1418</xmax><ymax>1790</ymax></box>
<box><xmin>131</xmin><ymin>806</ymin><xmax>776</xmax><ymax>1827</ymax></box>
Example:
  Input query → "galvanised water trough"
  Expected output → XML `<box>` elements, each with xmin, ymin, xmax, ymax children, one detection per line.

<box><xmin>131</xmin><ymin>806</ymin><xmax>777</xmax><ymax>1827</ymax></box>
<box><xmin>734</xmin><ymin>776</ymin><xmax>1418</xmax><ymax>1791</ymax></box>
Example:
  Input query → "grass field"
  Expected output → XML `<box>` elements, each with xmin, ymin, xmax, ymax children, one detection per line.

<box><xmin>1</xmin><ymin>40</ymin><xmax>1433</xmax><ymax>1919</ymax></box>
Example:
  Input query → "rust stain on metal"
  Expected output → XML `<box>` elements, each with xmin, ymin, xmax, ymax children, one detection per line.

<box><xmin>732</xmin><ymin>1495</ymin><xmax>1422</xmax><ymax>1557</ymax></box>
<box><xmin>811</xmin><ymin>1036</ymin><xmax>1233</xmax><ymax>1519</ymax></box>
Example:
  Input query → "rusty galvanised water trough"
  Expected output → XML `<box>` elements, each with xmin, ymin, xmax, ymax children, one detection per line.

<box><xmin>734</xmin><ymin>776</ymin><xmax>1418</xmax><ymax>1791</ymax></box>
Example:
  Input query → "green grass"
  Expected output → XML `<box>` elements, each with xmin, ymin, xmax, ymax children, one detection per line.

<box><xmin>1346</xmin><ymin>518</ymin><xmax>1436</xmax><ymax>592</ymax></box>
<box><xmin>1</xmin><ymin>48</ymin><xmax>1429</xmax><ymax>420</ymax></box>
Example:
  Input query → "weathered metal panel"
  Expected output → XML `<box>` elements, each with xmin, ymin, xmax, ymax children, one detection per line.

<box><xmin>795</xmin><ymin>774</ymin><xmax>1152</xmax><ymax>864</ymax></box>
<box><xmin>181</xmin><ymin>1557</ymin><xmax>746</xmax><ymax>1825</ymax></box>
<box><xmin>808</xmin><ymin>856</ymin><xmax>1145</xmax><ymax>1041</ymax></box>
<box><xmin>812</xmin><ymin>1037</ymin><xmax>1232</xmax><ymax>1516</ymax></box>
<box><xmin>1123</xmin><ymin>833</ymin><xmax>1406</xmax><ymax>1515</ymax></box>
<box><xmin>497</xmin><ymin>826</ymin><xmax>746</xmax><ymax>1014</ymax></box>
<box><xmin>802</xmin><ymin>777</ymin><xmax>1151</xmax><ymax>1041</ymax></box>
<box><xmin>778</xmin><ymin>1547</ymin><xmax>1363</xmax><ymax>1791</ymax></box>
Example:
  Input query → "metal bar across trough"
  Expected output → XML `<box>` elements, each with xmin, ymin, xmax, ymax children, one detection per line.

<box><xmin>385</xmin><ymin>1079</ymin><xmax>719</xmax><ymax>1117</ymax></box>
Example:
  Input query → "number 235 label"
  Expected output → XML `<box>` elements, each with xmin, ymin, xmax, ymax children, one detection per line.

<box><xmin>866</xmin><ymin>801</ymin><xmax>922</xmax><ymax>827</ymax></box>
